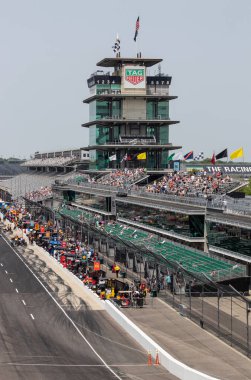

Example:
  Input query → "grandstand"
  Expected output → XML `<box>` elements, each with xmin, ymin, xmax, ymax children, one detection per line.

<box><xmin>64</xmin><ymin>173</ymin><xmax>91</xmax><ymax>185</ymax></box>
<box><xmin>25</xmin><ymin>186</ymin><xmax>53</xmax><ymax>202</ymax></box>
<box><xmin>22</xmin><ymin>148</ymin><xmax>90</xmax><ymax>173</ymax></box>
<box><xmin>0</xmin><ymin>173</ymin><xmax>55</xmax><ymax>199</ymax></box>
<box><xmin>23</xmin><ymin>157</ymin><xmax>77</xmax><ymax>167</ymax></box>
<box><xmin>56</xmin><ymin>168</ymin><xmax>242</xmax><ymax>199</ymax></box>
<box><xmin>60</xmin><ymin>207</ymin><xmax>80</xmax><ymax>220</ymax></box>
<box><xmin>57</xmin><ymin>205</ymin><xmax>246</xmax><ymax>283</ymax></box>
<box><xmin>97</xmin><ymin>168</ymin><xmax>148</xmax><ymax>187</ymax></box>
<box><xmin>33</xmin><ymin>148</ymin><xmax>89</xmax><ymax>160</ymax></box>
<box><xmin>104</xmin><ymin>222</ymin><xmax>245</xmax><ymax>282</ymax></box>
<box><xmin>145</xmin><ymin>171</ymin><xmax>240</xmax><ymax>197</ymax></box>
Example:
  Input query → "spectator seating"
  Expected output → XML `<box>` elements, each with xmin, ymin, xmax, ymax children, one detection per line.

<box><xmin>59</xmin><ymin>207</ymin><xmax>94</xmax><ymax>222</ymax></box>
<box><xmin>145</xmin><ymin>171</ymin><xmax>240</xmax><ymax>198</ymax></box>
<box><xmin>97</xmin><ymin>168</ymin><xmax>147</xmax><ymax>187</ymax></box>
<box><xmin>25</xmin><ymin>186</ymin><xmax>53</xmax><ymax>201</ymax></box>
<box><xmin>104</xmin><ymin>223</ymin><xmax>245</xmax><ymax>281</ymax></box>
<box><xmin>66</xmin><ymin>173</ymin><xmax>91</xmax><ymax>184</ymax></box>
<box><xmin>0</xmin><ymin>174</ymin><xmax>55</xmax><ymax>198</ymax></box>
<box><xmin>22</xmin><ymin>156</ymin><xmax>77</xmax><ymax>167</ymax></box>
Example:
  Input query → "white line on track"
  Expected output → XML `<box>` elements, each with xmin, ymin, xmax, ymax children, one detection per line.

<box><xmin>0</xmin><ymin>263</ymin><xmax>3</xmax><ymax>266</ymax></box>
<box><xmin>5</xmin><ymin>363</ymin><xmax>148</xmax><ymax>367</ymax></box>
<box><xmin>22</xmin><ymin>300</ymin><xmax>26</xmax><ymax>306</ymax></box>
<box><xmin>30</xmin><ymin>314</ymin><xmax>35</xmax><ymax>320</ymax></box>
<box><xmin>5</xmin><ymin>270</ymin><xmax>7</xmax><ymax>274</ymax></box>
<box><xmin>15</xmin><ymin>288</ymin><xmax>19</xmax><ymax>293</ymax></box>
<box><xmin>1</xmin><ymin>234</ymin><xmax>122</xmax><ymax>380</ymax></box>
<box><xmin>9</xmin><ymin>278</ymin><xmax>13</xmax><ymax>283</ymax></box>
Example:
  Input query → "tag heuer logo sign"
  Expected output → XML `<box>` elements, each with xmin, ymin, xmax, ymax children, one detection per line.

<box><xmin>125</xmin><ymin>68</ymin><xmax>145</xmax><ymax>85</ymax></box>
<box><xmin>124</xmin><ymin>66</ymin><xmax>146</xmax><ymax>88</ymax></box>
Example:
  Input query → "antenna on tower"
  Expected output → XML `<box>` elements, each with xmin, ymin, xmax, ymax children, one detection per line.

<box><xmin>158</xmin><ymin>64</ymin><xmax>161</xmax><ymax>76</ymax></box>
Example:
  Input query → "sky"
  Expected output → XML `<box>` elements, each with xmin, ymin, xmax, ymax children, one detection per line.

<box><xmin>0</xmin><ymin>0</ymin><xmax>251</xmax><ymax>161</ymax></box>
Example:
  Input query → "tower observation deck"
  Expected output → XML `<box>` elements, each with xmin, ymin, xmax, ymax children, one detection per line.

<box><xmin>82</xmin><ymin>56</ymin><xmax>181</xmax><ymax>170</ymax></box>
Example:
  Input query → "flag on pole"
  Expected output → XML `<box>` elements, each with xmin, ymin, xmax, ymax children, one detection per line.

<box><xmin>230</xmin><ymin>147</ymin><xmax>243</xmax><ymax>160</ymax></box>
<box><xmin>137</xmin><ymin>152</ymin><xmax>146</xmax><ymax>160</ymax></box>
<box><xmin>112</xmin><ymin>34</ymin><xmax>120</xmax><ymax>53</ymax></box>
<box><xmin>211</xmin><ymin>152</ymin><xmax>216</xmax><ymax>165</ymax></box>
<box><xmin>183</xmin><ymin>151</ymin><xmax>193</xmax><ymax>160</ymax></box>
<box><xmin>172</xmin><ymin>152</ymin><xmax>184</xmax><ymax>161</ymax></box>
<box><xmin>134</xmin><ymin>17</ymin><xmax>140</xmax><ymax>42</ymax></box>
<box><xmin>194</xmin><ymin>152</ymin><xmax>204</xmax><ymax>161</ymax></box>
<box><xmin>109</xmin><ymin>154</ymin><xmax>117</xmax><ymax>161</ymax></box>
<box><xmin>216</xmin><ymin>148</ymin><xmax>228</xmax><ymax>160</ymax></box>
<box><xmin>166</xmin><ymin>153</ymin><xmax>175</xmax><ymax>162</ymax></box>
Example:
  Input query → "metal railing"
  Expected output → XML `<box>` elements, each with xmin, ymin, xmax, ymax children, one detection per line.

<box><xmin>117</xmin><ymin>217</ymin><xmax>205</xmax><ymax>242</ymax></box>
<box><xmin>130</xmin><ymin>189</ymin><xmax>208</xmax><ymax>207</ymax></box>
<box><xmin>54</xmin><ymin>179</ymin><xmax>251</xmax><ymax>217</ymax></box>
<box><xmin>96</xmin><ymin>115</ymin><xmax>170</xmax><ymax>121</ymax></box>
<box><xmin>209</xmin><ymin>245</ymin><xmax>251</xmax><ymax>264</ymax></box>
<box><xmin>162</xmin><ymin>287</ymin><xmax>251</xmax><ymax>357</ymax></box>
<box><xmin>93</xmin><ymin>140</ymin><xmax>172</xmax><ymax>146</ymax></box>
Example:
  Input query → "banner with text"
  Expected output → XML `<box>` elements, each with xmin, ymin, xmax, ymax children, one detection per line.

<box><xmin>123</xmin><ymin>66</ymin><xmax>146</xmax><ymax>89</ymax></box>
<box><xmin>203</xmin><ymin>165</ymin><xmax>251</xmax><ymax>175</ymax></box>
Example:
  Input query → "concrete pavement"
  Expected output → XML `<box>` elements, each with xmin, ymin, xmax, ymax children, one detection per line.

<box><xmin>123</xmin><ymin>296</ymin><xmax>251</xmax><ymax>380</ymax></box>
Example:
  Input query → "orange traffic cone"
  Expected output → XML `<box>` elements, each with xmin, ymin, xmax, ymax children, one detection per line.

<box><xmin>147</xmin><ymin>351</ymin><xmax>152</xmax><ymax>366</ymax></box>
<box><xmin>155</xmin><ymin>349</ymin><xmax>160</xmax><ymax>365</ymax></box>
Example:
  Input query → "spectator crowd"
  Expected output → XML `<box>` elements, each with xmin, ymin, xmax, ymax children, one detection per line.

<box><xmin>23</xmin><ymin>156</ymin><xmax>77</xmax><ymax>167</ymax></box>
<box><xmin>146</xmin><ymin>171</ymin><xmax>234</xmax><ymax>197</ymax></box>
<box><xmin>97</xmin><ymin>168</ymin><xmax>146</xmax><ymax>187</ymax></box>
<box><xmin>25</xmin><ymin>186</ymin><xmax>53</xmax><ymax>202</ymax></box>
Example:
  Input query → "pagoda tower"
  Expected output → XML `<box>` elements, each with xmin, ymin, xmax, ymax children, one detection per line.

<box><xmin>82</xmin><ymin>55</ymin><xmax>181</xmax><ymax>170</ymax></box>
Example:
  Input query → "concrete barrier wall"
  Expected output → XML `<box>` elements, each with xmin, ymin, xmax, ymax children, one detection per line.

<box><xmin>34</xmin><ymin>246</ymin><xmax>105</xmax><ymax>311</ymax></box>
<box><xmin>0</xmin><ymin>213</ymin><xmax>104</xmax><ymax>311</ymax></box>
<box><xmin>104</xmin><ymin>301</ymin><xmax>218</xmax><ymax>380</ymax></box>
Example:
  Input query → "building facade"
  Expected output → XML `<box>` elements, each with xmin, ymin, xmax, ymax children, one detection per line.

<box><xmin>82</xmin><ymin>56</ymin><xmax>181</xmax><ymax>170</ymax></box>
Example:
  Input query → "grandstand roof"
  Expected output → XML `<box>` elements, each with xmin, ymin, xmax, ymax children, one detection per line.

<box><xmin>81</xmin><ymin>119</ymin><xmax>180</xmax><ymax>128</ymax></box>
<box><xmin>34</xmin><ymin>147</ymin><xmax>85</xmax><ymax>155</ymax></box>
<box><xmin>83</xmin><ymin>94</ymin><xmax>178</xmax><ymax>104</ymax></box>
<box><xmin>96</xmin><ymin>57</ymin><xmax>162</xmax><ymax>68</ymax></box>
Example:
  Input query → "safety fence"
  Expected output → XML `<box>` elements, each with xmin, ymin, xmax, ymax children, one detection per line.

<box><xmin>162</xmin><ymin>286</ymin><xmax>251</xmax><ymax>358</ymax></box>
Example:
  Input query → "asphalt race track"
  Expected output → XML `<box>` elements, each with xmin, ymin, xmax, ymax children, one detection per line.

<box><xmin>0</xmin><ymin>235</ymin><xmax>177</xmax><ymax>380</ymax></box>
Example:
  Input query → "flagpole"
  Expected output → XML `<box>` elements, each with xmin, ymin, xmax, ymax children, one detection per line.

<box><xmin>137</xmin><ymin>16</ymin><xmax>140</xmax><ymax>56</ymax></box>
<box><xmin>134</xmin><ymin>16</ymin><xmax>140</xmax><ymax>57</ymax></box>
<box><xmin>242</xmin><ymin>147</ymin><xmax>245</xmax><ymax>179</ymax></box>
